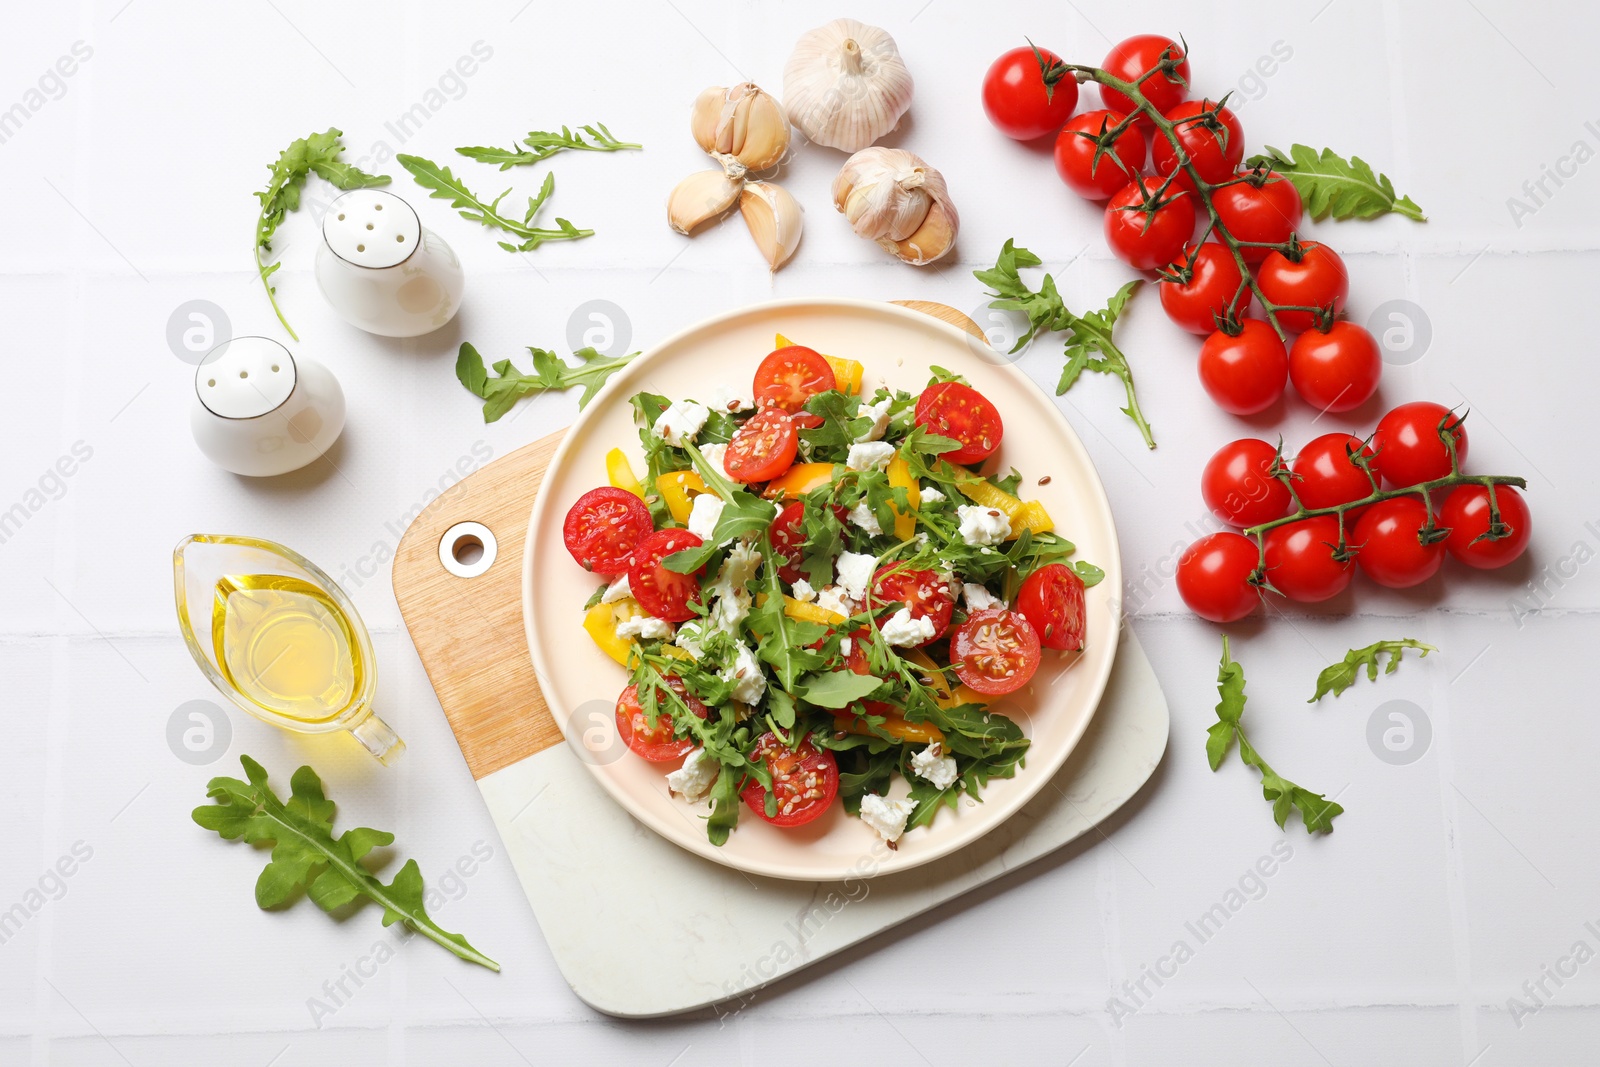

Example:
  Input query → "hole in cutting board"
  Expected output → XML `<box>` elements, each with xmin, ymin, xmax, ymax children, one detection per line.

<box><xmin>439</xmin><ymin>521</ymin><xmax>496</xmax><ymax>579</ymax></box>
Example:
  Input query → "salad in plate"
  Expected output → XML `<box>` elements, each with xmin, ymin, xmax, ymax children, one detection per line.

<box><xmin>561</xmin><ymin>337</ymin><xmax>1103</xmax><ymax>848</ymax></box>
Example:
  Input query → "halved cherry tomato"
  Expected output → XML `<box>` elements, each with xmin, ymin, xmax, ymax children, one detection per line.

<box><xmin>914</xmin><ymin>381</ymin><xmax>1003</xmax><ymax>465</ymax></box>
<box><xmin>1353</xmin><ymin>497</ymin><xmax>1445</xmax><ymax>589</ymax></box>
<box><xmin>1151</xmin><ymin>98</ymin><xmax>1244</xmax><ymax>187</ymax></box>
<box><xmin>869</xmin><ymin>564</ymin><xmax>955</xmax><ymax>645</ymax></box>
<box><xmin>768</xmin><ymin>500</ymin><xmax>847</xmax><ymax>584</ymax></box>
<box><xmin>1053</xmin><ymin>109</ymin><xmax>1146</xmax><ymax>200</ymax></box>
<box><xmin>1105</xmin><ymin>176</ymin><xmax>1196</xmax><ymax>272</ymax></box>
<box><xmin>1256</xmin><ymin>242</ymin><xmax>1348</xmax><ymax>333</ymax></box>
<box><xmin>626</xmin><ymin>528</ymin><xmax>704</xmax><ymax>622</ymax></box>
<box><xmin>615</xmin><ymin>677</ymin><xmax>708</xmax><ymax>762</ymax></box>
<box><xmin>950</xmin><ymin>608</ymin><xmax>1042</xmax><ymax>695</ymax></box>
<box><xmin>562</xmin><ymin>486</ymin><xmax>654</xmax><ymax>577</ymax></box>
<box><xmin>1212</xmin><ymin>170</ymin><xmax>1303</xmax><ymax>264</ymax></box>
<box><xmin>753</xmin><ymin>346</ymin><xmax>835</xmax><ymax>412</ymax></box>
<box><xmin>1263</xmin><ymin>515</ymin><xmax>1354</xmax><ymax>602</ymax></box>
<box><xmin>1099</xmin><ymin>35</ymin><xmax>1190</xmax><ymax>123</ymax></box>
<box><xmin>724</xmin><ymin>408</ymin><xmax>798</xmax><ymax>484</ymax></box>
<box><xmin>1440</xmin><ymin>484</ymin><xmax>1531</xmax><ymax>570</ymax></box>
<box><xmin>1292</xmin><ymin>433</ymin><xmax>1377</xmax><ymax>511</ymax></box>
<box><xmin>1370</xmin><ymin>401</ymin><xmax>1467</xmax><ymax>488</ymax></box>
<box><xmin>1017</xmin><ymin>563</ymin><xmax>1086</xmax><ymax>651</ymax></box>
<box><xmin>740</xmin><ymin>732</ymin><xmax>839</xmax><ymax>827</ymax></box>
<box><xmin>1161</xmin><ymin>243</ymin><xmax>1249</xmax><ymax>334</ymax></box>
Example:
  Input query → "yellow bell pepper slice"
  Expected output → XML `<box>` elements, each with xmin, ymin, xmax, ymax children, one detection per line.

<box><xmin>754</xmin><ymin>592</ymin><xmax>846</xmax><ymax>626</ymax></box>
<box><xmin>655</xmin><ymin>469</ymin><xmax>707</xmax><ymax>524</ymax></box>
<box><xmin>1013</xmin><ymin>499</ymin><xmax>1055</xmax><ymax>536</ymax></box>
<box><xmin>584</xmin><ymin>599</ymin><xmax>641</xmax><ymax>668</ymax></box>
<box><xmin>886</xmin><ymin>454</ymin><xmax>921</xmax><ymax>540</ymax></box>
<box><xmin>763</xmin><ymin>462</ymin><xmax>838</xmax><ymax>501</ymax></box>
<box><xmin>901</xmin><ymin>648</ymin><xmax>952</xmax><ymax>698</ymax></box>
<box><xmin>605</xmin><ymin>448</ymin><xmax>646</xmax><ymax>499</ymax></box>
<box><xmin>951</xmin><ymin>472</ymin><xmax>1054</xmax><ymax>540</ymax></box>
<box><xmin>833</xmin><ymin>711</ymin><xmax>945</xmax><ymax>746</ymax></box>
<box><xmin>775</xmin><ymin>332</ymin><xmax>862</xmax><ymax>395</ymax></box>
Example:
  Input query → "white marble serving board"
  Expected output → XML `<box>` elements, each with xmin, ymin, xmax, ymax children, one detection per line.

<box><xmin>478</xmin><ymin>629</ymin><xmax>1169</xmax><ymax>1018</ymax></box>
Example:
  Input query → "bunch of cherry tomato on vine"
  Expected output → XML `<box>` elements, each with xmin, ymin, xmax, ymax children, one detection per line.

<box><xmin>981</xmin><ymin>33</ymin><xmax>1379</xmax><ymax>418</ymax></box>
<box><xmin>981</xmin><ymin>33</ymin><xmax>1532</xmax><ymax>623</ymax></box>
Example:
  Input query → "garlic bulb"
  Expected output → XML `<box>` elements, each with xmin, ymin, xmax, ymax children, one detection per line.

<box><xmin>668</xmin><ymin>170</ymin><xmax>744</xmax><ymax>234</ymax></box>
<box><xmin>691</xmin><ymin>84</ymin><xmax>791</xmax><ymax>171</ymax></box>
<box><xmin>783</xmin><ymin>19</ymin><xmax>913</xmax><ymax>152</ymax></box>
<box><xmin>739</xmin><ymin>182</ymin><xmax>803</xmax><ymax>271</ymax></box>
<box><xmin>831</xmin><ymin>147</ymin><xmax>958</xmax><ymax>265</ymax></box>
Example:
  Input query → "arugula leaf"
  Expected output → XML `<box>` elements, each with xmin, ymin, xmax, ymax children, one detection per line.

<box><xmin>1244</xmin><ymin>144</ymin><xmax>1426</xmax><ymax>222</ymax></box>
<box><xmin>1207</xmin><ymin>638</ymin><xmax>1344</xmax><ymax>834</ymax></box>
<box><xmin>747</xmin><ymin>535</ymin><xmax>828</xmax><ymax>691</ymax></box>
<box><xmin>799</xmin><ymin>671</ymin><xmax>885</xmax><ymax>709</ymax></box>
<box><xmin>1308</xmin><ymin>639</ymin><xmax>1437</xmax><ymax>703</ymax></box>
<box><xmin>193</xmin><ymin>756</ymin><xmax>498</xmax><ymax>970</ymax></box>
<box><xmin>704</xmin><ymin>765</ymin><xmax>742</xmax><ymax>846</ymax></box>
<box><xmin>457</xmin><ymin>123</ymin><xmax>641</xmax><ymax>170</ymax></box>
<box><xmin>457</xmin><ymin>342</ymin><xmax>638</xmax><ymax>422</ymax></box>
<box><xmin>660</xmin><ymin>446</ymin><xmax>778</xmax><ymax>574</ymax></box>
<box><xmin>977</xmin><ymin>241</ymin><xmax>1154</xmax><ymax>449</ymax></box>
<box><xmin>255</xmin><ymin>128</ymin><xmax>390</xmax><ymax>340</ymax></box>
<box><xmin>397</xmin><ymin>155</ymin><xmax>593</xmax><ymax>252</ymax></box>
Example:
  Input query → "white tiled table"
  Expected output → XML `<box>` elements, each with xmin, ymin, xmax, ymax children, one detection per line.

<box><xmin>4</xmin><ymin>1</ymin><xmax>1597</xmax><ymax>1063</ymax></box>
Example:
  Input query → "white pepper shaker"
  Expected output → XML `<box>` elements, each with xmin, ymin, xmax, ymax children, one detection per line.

<box><xmin>189</xmin><ymin>337</ymin><xmax>346</xmax><ymax>477</ymax></box>
<box><xmin>315</xmin><ymin>188</ymin><xmax>464</xmax><ymax>337</ymax></box>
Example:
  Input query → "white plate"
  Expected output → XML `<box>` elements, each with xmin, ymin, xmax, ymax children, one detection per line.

<box><xmin>523</xmin><ymin>299</ymin><xmax>1122</xmax><ymax>881</ymax></box>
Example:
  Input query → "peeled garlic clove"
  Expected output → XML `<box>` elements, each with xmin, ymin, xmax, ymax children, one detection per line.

<box><xmin>784</xmin><ymin>19</ymin><xmax>913</xmax><ymax>153</ymax></box>
<box><xmin>690</xmin><ymin>84</ymin><xmax>791</xmax><ymax>171</ymax></box>
<box><xmin>738</xmin><ymin>181</ymin><xmax>803</xmax><ymax>271</ymax></box>
<box><xmin>879</xmin><ymin>199</ymin><xmax>958</xmax><ymax>266</ymax></box>
<box><xmin>668</xmin><ymin>170</ymin><xmax>744</xmax><ymax>234</ymax></box>
<box><xmin>832</xmin><ymin>147</ymin><xmax>958</xmax><ymax>265</ymax></box>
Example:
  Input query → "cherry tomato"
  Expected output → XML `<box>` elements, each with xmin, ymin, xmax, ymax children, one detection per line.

<box><xmin>562</xmin><ymin>486</ymin><xmax>654</xmax><ymax>577</ymax></box>
<box><xmin>1104</xmin><ymin>176</ymin><xmax>1196</xmax><ymax>272</ymax></box>
<box><xmin>1370</xmin><ymin>401</ymin><xmax>1467</xmax><ymax>488</ymax></box>
<box><xmin>1151</xmin><ymin>99</ymin><xmax>1244</xmax><ymax>187</ymax></box>
<box><xmin>1263</xmin><ymin>515</ymin><xmax>1354</xmax><ymax>602</ymax></box>
<box><xmin>740</xmin><ymin>732</ymin><xmax>839</xmax><ymax>827</ymax></box>
<box><xmin>626</xmin><ymin>528</ymin><xmax>704</xmax><ymax>622</ymax></box>
<box><xmin>1353</xmin><ymin>497</ymin><xmax>1445</xmax><ymax>588</ymax></box>
<box><xmin>950</xmin><ymin>608</ymin><xmax>1042</xmax><ymax>695</ymax></box>
<box><xmin>1176</xmin><ymin>532</ymin><xmax>1260</xmax><ymax>623</ymax></box>
<box><xmin>914</xmin><ymin>381</ymin><xmax>1004</xmax><ymax>465</ymax></box>
<box><xmin>1212</xmin><ymin>170</ymin><xmax>1303</xmax><ymax>264</ymax></box>
<box><xmin>1099</xmin><ymin>35</ymin><xmax>1190</xmax><ymax>122</ymax></box>
<box><xmin>615</xmin><ymin>677</ymin><xmax>708</xmax><ymax>762</ymax></box>
<box><xmin>1440</xmin><ymin>484</ymin><xmax>1531</xmax><ymax>570</ymax></box>
<box><xmin>724</xmin><ymin>408</ymin><xmax>798</xmax><ymax>484</ymax></box>
<box><xmin>1289</xmin><ymin>321</ymin><xmax>1382</xmax><ymax>414</ymax></box>
<box><xmin>1053</xmin><ymin>109</ymin><xmax>1146</xmax><ymax>200</ymax></box>
<box><xmin>1202</xmin><ymin>438</ymin><xmax>1293</xmax><ymax>527</ymax></box>
<box><xmin>869</xmin><ymin>564</ymin><xmax>955</xmax><ymax>645</ymax></box>
<box><xmin>1256</xmin><ymin>242</ymin><xmax>1348</xmax><ymax>333</ymax></box>
<box><xmin>1197</xmin><ymin>320</ymin><xmax>1287</xmax><ymax>415</ymax></box>
<box><xmin>982</xmin><ymin>44</ymin><xmax>1079</xmax><ymax>141</ymax></box>
<box><xmin>1160</xmin><ymin>243</ymin><xmax>1249</xmax><ymax>334</ymax></box>
<box><xmin>1292</xmin><ymin>433</ymin><xmax>1377</xmax><ymax>510</ymax></box>
<box><xmin>1017</xmin><ymin>563</ymin><xmax>1086</xmax><ymax>651</ymax></box>
<box><xmin>753</xmin><ymin>346</ymin><xmax>836</xmax><ymax>412</ymax></box>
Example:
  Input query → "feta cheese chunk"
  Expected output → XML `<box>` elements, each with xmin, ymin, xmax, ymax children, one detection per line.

<box><xmin>615</xmin><ymin>615</ymin><xmax>674</xmax><ymax>640</ymax></box>
<box><xmin>854</xmin><ymin>397</ymin><xmax>892</xmax><ymax>443</ymax></box>
<box><xmin>816</xmin><ymin>585</ymin><xmax>855</xmax><ymax>619</ymax></box>
<box><xmin>919</xmin><ymin>487</ymin><xmax>945</xmax><ymax>504</ymax></box>
<box><xmin>721</xmin><ymin>641</ymin><xmax>766</xmax><ymax>705</ymax></box>
<box><xmin>707</xmin><ymin>541</ymin><xmax>762</xmax><ymax>633</ymax></box>
<box><xmin>686</xmin><ymin>492</ymin><xmax>726</xmax><ymax>542</ymax></box>
<box><xmin>707</xmin><ymin>382</ymin><xmax>754</xmax><ymax>414</ymax></box>
<box><xmin>835</xmin><ymin>551</ymin><xmax>877</xmax><ymax>601</ymax></box>
<box><xmin>846</xmin><ymin>441</ymin><xmax>896</xmax><ymax>472</ymax></box>
<box><xmin>790</xmin><ymin>578</ymin><xmax>817</xmax><ymax>602</ymax></box>
<box><xmin>962</xmin><ymin>582</ymin><xmax>1002</xmax><ymax>612</ymax></box>
<box><xmin>839</xmin><ymin>637</ymin><xmax>853</xmax><ymax>656</ymax></box>
<box><xmin>909</xmin><ymin>743</ymin><xmax>958</xmax><ymax>791</ymax></box>
<box><xmin>700</xmin><ymin>442</ymin><xmax>728</xmax><ymax>473</ymax></box>
<box><xmin>881</xmin><ymin>607</ymin><xmax>935</xmax><ymax>648</ymax></box>
<box><xmin>847</xmin><ymin>502</ymin><xmax>882</xmax><ymax>537</ymax></box>
<box><xmin>859</xmin><ymin>793</ymin><xmax>917</xmax><ymax>844</ymax></box>
<box><xmin>666</xmin><ymin>748</ymin><xmax>719</xmax><ymax>803</ymax></box>
<box><xmin>600</xmin><ymin>575</ymin><xmax>632</xmax><ymax>604</ymax></box>
<box><xmin>653</xmin><ymin>399</ymin><xmax>709</xmax><ymax>447</ymax></box>
<box><xmin>673</xmin><ymin>622</ymin><xmax>706</xmax><ymax>660</ymax></box>
<box><xmin>957</xmin><ymin>504</ymin><xmax>1012</xmax><ymax>547</ymax></box>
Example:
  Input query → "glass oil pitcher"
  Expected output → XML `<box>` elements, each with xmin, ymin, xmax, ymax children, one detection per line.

<box><xmin>174</xmin><ymin>534</ymin><xmax>405</xmax><ymax>764</ymax></box>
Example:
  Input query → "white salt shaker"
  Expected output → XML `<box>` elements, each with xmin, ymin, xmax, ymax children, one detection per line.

<box><xmin>190</xmin><ymin>337</ymin><xmax>346</xmax><ymax>477</ymax></box>
<box><xmin>315</xmin><ymin>188</ymin><xmax>464</xmax><ymax>337</ymax></box>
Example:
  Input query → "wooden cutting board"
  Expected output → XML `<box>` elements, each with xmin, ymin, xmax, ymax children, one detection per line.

<box><xmin>391</xmin><ymin>302</ymin><xmax>1170</xmax><ymax>1016</ymax></box>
